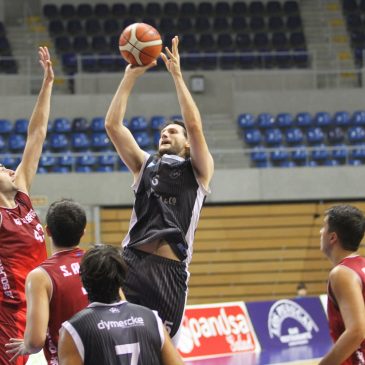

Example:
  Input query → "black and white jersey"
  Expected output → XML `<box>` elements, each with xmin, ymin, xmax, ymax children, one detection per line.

<box><xmin>62</xmin><ymin>301</ymin><xmax>164</xmax><ymax>365</ymax></box>
<box><xmin>123</xmin><ymin>153</ymin><xmax>209</xmax><ymax>263</ymax></box>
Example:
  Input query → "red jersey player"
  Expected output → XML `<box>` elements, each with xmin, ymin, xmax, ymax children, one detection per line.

<box><xmin>0</xmin><ymin>46</ymin><xmax>54</xmax><ymax>365</ymax></box>
<box><xmin>319</xmin><ymin>205</ymin><xmax>365</xmax><ymax>365</ymax></box>
<box><xmin>6</xmin><ymin>199</ymin><xmax>89</xmax><ymax>364</ymax></box>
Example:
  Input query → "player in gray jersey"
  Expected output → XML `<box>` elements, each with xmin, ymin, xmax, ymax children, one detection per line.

<box><xmin>105</xmin><ymin>35</ymin><xmax>214</xmax><ymax>343</ymax></box>
<box><xmin>58</xmin><ymin>245</ymin><xmax>184</xmax><ymax>365</ymax></box>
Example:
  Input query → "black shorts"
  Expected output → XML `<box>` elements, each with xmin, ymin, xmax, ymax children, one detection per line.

<box><xmin>122</xmin><ymin>247</ymin><xmax>188</xmax><ymax>339</ymax></box>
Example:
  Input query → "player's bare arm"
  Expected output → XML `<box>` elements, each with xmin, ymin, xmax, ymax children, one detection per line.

<box><xmin>15</xmin><ymin>46</ymin><xmax>54</xmax><ymax>194</ymax></box>
<box><xmin>58</xmin><ymin>328</ymin><xmax>83</xmax><ymax>365</ymax></box>
<box><xmin>5</xmin><ymin>268</ymin><xmax>51</xmax><ymax>361</ymax></box>
<box><xmin>319</xmin><ymin>266</ymin><xmax>365</xmax><ymax>365</ymax></box>
<box><xmin>105</xmin><ymin>62</ymin><xmax>156</xmax><ymax>179</ymax></box>
<box><xmin>161</xmin><ymin>327</ymin><xmax>185</xmax><ymax>365</ymax></box>
<box><xmin>161</xmin><ymin>36</ymin><xmax>214</xmax><ymax>189</ymax></box>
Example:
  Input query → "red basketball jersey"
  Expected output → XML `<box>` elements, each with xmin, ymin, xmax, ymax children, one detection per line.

<box><xmin>328</xmin><ymin>255</ymin><xmax>365</xmax><ymax>365</ymax></box>
<box><xmin>40</xmin><ymin>247</ymin><xmax>88</xmax><ymax>365</ymax></box>
<box><xmin>0</xmin><ymin>191</ymin><xmax>47</xmax><ymax>314</ymax></box>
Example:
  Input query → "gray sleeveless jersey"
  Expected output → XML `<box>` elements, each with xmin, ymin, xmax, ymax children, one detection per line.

<box><xmin>62</xmin><ymin>301</ymin><xmax>164</xmax><ymax>365</ymax></box>
<box><xmin>123</xmin><ymin>153</ymin><xmax>209</xmax><ymax>263</ymax></box>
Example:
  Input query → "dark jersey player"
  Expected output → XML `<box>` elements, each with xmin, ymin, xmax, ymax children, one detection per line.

<box><xmin>319</xmin><ymin>205</ymin><xmax>365</xmax><ymax>365</ymax></box>
<box><xmin>0</xmin><ymin>46</ymin><xmax>54</xmax><ymax>365</ymax></box>
<box><xmin>58</xmin><ymin>245</ymin><xmax>185</xmax><ymax>365</ymax></box>
<box><xmin>5</xmin><ymin>199</ymin><xmax>89</xmax><ymax>364</ymax></box>
<box><xmin>105</xmin><ymin>35</ymin><xmax>214</xmax><ymax>344</ymax></box>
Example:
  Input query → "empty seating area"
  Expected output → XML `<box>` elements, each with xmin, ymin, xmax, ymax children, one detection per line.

<box><xmin>100</xmin><ymin>201</ymin><xmax>365</xmax><ymax>303</ymax></box>
<box><xmin>0</xmin><ymin>21</ymin><xmax>17</xmax><ymax>74</ymax></box>
<box><xmin>42</xmin><ymin>1</ymin><xmax>309</xmax><ymax>72</ymax></box>
<box><xmin>0</xmin><ymin>115</ymin><xmax>171</xmax><ymax>173</ymax></box>
<box><xmin>342</xmin><ymin>0</ymin><xmax>365</xmax><ymax>66</ymax></box>
<box><xmin>238</xmin><ymin>110</ymin><xmax>365</xmax><ymax>167</ymax></box>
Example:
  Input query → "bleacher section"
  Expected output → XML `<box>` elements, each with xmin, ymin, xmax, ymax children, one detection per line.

<box><xmin>238</xmin><ymin>110</ymin><xmax>365</xmax><ymax>167</ymax></box>
<box><xmin>100</xmin><ymin>201</ymin><xmax>365</xmax><ymax>304</ymax></box>
<box><xmin>0</xmin><ymin>21</ymin><xmax>17</xmax><ymax>74</ymax></box>
<box><xmin>41</xmin><ymin>1</ymin><xmax>309</xmax><ymax>73</ymax></box>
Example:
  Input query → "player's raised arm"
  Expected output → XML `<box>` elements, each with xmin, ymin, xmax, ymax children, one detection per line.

<box><xmin>105</xmin><ymin>63</ymin><xmax>156</xmax><ymax>179</ymax></box>
<box><xmin>161</xmin><ymin>36</ymin><xmax>214</xmax><ymax>189</ymax></box>
<box><xmin>15</xmin><ymin>46</ymin><xmax>54</xmax><ymax>194</ymax></box>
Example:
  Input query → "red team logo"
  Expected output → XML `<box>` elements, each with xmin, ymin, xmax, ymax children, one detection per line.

<box><xmin>177</xmin><ymin>302</ymin><xmax>260</xmax><ymax>360</ymax></box>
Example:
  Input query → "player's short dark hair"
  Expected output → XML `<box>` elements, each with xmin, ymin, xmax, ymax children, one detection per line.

<box><xmin>296</xmin><ymin>281</ymin><xmax>307</xmax><ymax>291</ymax></box>
<box><xmin>160</xmin><ymin>120</ymin><xmax>187</xmax><ymax>138</ymax></box>
<box><xmin>46</xmin><ymin>199</ymin><xmax>86</xmax><ymax>248</ymax></box>
<box><xmin>80</xmin><ymin>244</ymin><xmax>127</xmax><ymax>303</ymax></box>
<box><xmin>325</xmin><ymin>205</ymin><xmax>365</xmax><ymax>251</ymax></box>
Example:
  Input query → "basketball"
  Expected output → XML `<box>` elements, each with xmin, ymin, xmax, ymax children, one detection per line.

<box><xmin>119</xmin><ymin>23</ymin><xmax>163</xmax><ymax>66</ymax></box>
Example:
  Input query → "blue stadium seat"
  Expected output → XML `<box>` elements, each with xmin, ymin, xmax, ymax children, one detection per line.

<box><xmin>265</xmin><ymin>128</ymin><xmax>283</xmax><ymax>146</ymax></box>
<box><xmin>150</xmin><ymin>116</ymin><xmax>166</xmax><ymax>130</ymax></box>
<box><xmin>237</xmin><ymin>113</ymin><xmax>256</xmax><ymax>129</ymax></box>
<box><xmin>250</xmin><ymin>146</ymin><xmax>268</xmax><ymax>163</ymax></box>
<box><xmin>177</xmin><ymin>18</ymin><xmax>193</xmax><ymax>34</ymax></box>
<box><xmin>250</xmin><ymin>17</ymin><xmax>266</xmax><ymax>33</ymax></box>
<box><xmin>352</xmin><ymin>110</ymin><xmax>365</xmax><ymax>126</ymax></box>
<box><xmin>94</xmin><ymin>3</ymin><xmax>110</xmax><ymax>18</ymax></box>
<box><xmin>153</xmin><ymin>130</ymin><xmax>161</xmax><ymax>146</ymax></box>
<box><xmin>195</xmin><ymin>17</ymin><xmax>211</xmax><ymax>33</ymax></box>
<box><xmin>99</xmin><ymin>153</ymin><xmax>118</xmax><ymax>166</ymax></box>
<box><xmin>77</xmin><ymin>153</ymin><xmax>97</xmax><ymax>166</ymax></box>
<box><xmin>280</xmin><ymin>160</ymin><xmax>297</xmax><ymax>168</ymax></box>
<box><xmin>253</xmin><ymin>160</ymin><xmax>272</xmax><ymax>168</ymax></box>
<box><xmin>39</xmin><ymin>154</ymin><xmax>57</xmax><ymax>168</ymax></box>
<box><xmin>332</xmin><ymin>144</ymin><xmax>348</xmax><ymax>162</ymax></box>
<box><xmin>60</xmin><ymin>4</ymin><xmax>76</xmax><ymax>19</ymax></box>
<box><xmin>37</xmin><ymin>167</ymin><xmax>48</xmax><ymax>174</ymax></box>
<box><xmin>232</xmin><ymin>1</ymin><xmax>248</xmax><ymax>15</ymax></box>
<box><xmin>272</xmin><ymin>32</ymin><xmax>289</xmax><ymax>49</ymax></box>
<box><xmin>270</xmin><ymin>147</ymin><xmax>289</xmax><ymax>162</ymax></box>
<box><xmin>286</xmin><ymin>15</ymin><xmax>302</xmax><ymax>31</ymax></box>
<box><xmin>306</xmin><ymin>127</ymin><xmax>325</xmax><ymax>145</ymax></box>
<box><xmin>291</xmin><ymin>146</ymin><xmax>307</xmax><ymax>162</ymax></box>
<box><xmin>311</xmin><ymin>144</ymin><xmax>329</xmax><ymax>161</ymax></box>
<box><xmin>268</xmin><ymin>16</ymin><xmax>285</xmax><ymax>32</ymax></box>
<box><xmin>243</xmin><ymin>129</ymin><xmax>262</xmax><ymax>146</ymax></box>
<box><xmin>348</xmin><ymin>126</ymin><xmax>365</xmax><ymax>143</ymax></box>
<box><xmin>313</xmin><ymin>112</ymin><xmax>331</xmax><ymax>128</ymax></box>
<box><xmin>62</xmin><ymin>52</ymin><xmax>78</xmax><ymax>74</ymax></box>
<box><xmin>285</xmin><ymin>127</ymin><xmax>304</xmax><ymax>145</ymax></box>
<box><xmin>91</xmin><ymin>132</ymin><xmax>110</xmax><ymax>150</ymax></box>
<box><xmin>53</xmin><ymin>166</ymin><xmax>71</xmax><ymax>173</ymax></box>
<box><xmin>48</xmin><ymin>20</ymin><xmax>65</xmax><ymax>37</ymax></box>
<box><xmin>53</xmin><ymin>117</ymin><xmax>71</xmax><ymax>133</ymax></box>
<box><xmin>257</xmin><ymin>113</ymin><xmax>275</xmax><ymax>129</ymax></box>
<box><xmin>43</xmin><ymin>4</ymin><xmax>58</xmax><ymax>19</ymax></box>
<box><xmin>0</xmin><ymin>119</ymin><xmax>13</xmax><ymax>135</ymax></box>
<box><xmin>146</xmin><ymin>2</ymin><xmax>162</xmax><ymax>17</ymax></box>
<box><xmin>198</xmin><ymin>2</ymin><xmax>214</xmax><ymax>16</ymax></box>
<box><xmin>76</xmin><ymin>166</ymin><xmax>93</xmax><ymax>173</ymax></box>
<box><xmin>67</xmin><ymin>19</ymin><xmax>83</xmax><ymax>36</ymax></box>
<box><xmin>59</xmin><ymin>154</ymin><xmax>75</xmax><ymax>167</ymax></box>
<box><xmin>213</xmin><ymin>17</ymin><xmax>230</xmax><ymax>33</ymax></box>
<box><xmin>129</xmin><ymin>3</ymin><xmax>144</xmax><ymax>17</ymax></box>
<box><xmin>96</xmin><ymin>165</ymin><xmax>113</xmax><ymax>172</ymax></box>
<box><xmin>328</xmin><ymin>127</ymin><xmax>345</xmax><ymax>144</ymax></box>
<box><xmin>55</xmin><ymin>36</ymin><xmax>72</xmax><ymax>53</ymax></box>
<box><xmin>50</xmin><ymin>133</ymin><xmax>69</xmax><ymax>151</ymax></box>
<box><xmin>351</xmin><ymin>144</ymin><xmax>365</xmax><ymax>160</ymax></box>
<box><xmin>283</xmin><ymin>1</ymin><xmax>300</xmax><ymax>15</ymax></box>
<box><xmin>163</xmin><ymin>2</ymin><xmax>179</xmax><ymax>17</ymax></box>
<box><xmin>129</xmin><ymin>116</ymin><xmax>148</xmax><ymax>132</ymax></box>
<box><xmin>249</xmin><ymin>1</ymin><xmax>265</xmax><ymax>15</ymax></box>
<box><xmin>8</xmin><ymin>134</ymin><xmax>26</xmax><ymax>152</ymax></box>
<box><xmin>77</xmin><ymin>4</ymin><xmax>93</xmax><ymax>19</ymax></box>
<box><xmin>71</xmin><ymin>133</ymin><xmax>90</xmax><ymax>150</ymax></box>
<box><xmin>236</xmin><ymin>33</ymin><xmax>252</xmax><ymax>51</ymax></box>
<box><xmin>323</xmin><ymin>159</ymin><xmax>339</xmax><ymax>167</ymax></box>
<box><xmin>215</xmin><ymin>2</ymin><xmax>230</xmax><ymax>16</ymax></box>
<box><xmin>276</xmin><ymin>113</ymin><xmax>293</xmax><ymax>128</ymax></box>
<box><xmin>333</xmin><ymin>111</ymin><xmax>351</xmax><ymax>128</ymax></box>
<box><xmin>103</xmin><ymin>18</ymin><xmax>119</xmax><ymax>35</ymax></box>
<box><xmin>0</xmin><ymin>156</ymin><xmax>21</xmax><ymax>170</ymax></box>
<box><xmin>267</xmin><ymin>1</ymin><xmax>283</xmax><ymax>15</ymax></box>
<box><xmin>111</xmin><ymin>3</ymin><xmax>127</xmax><ymax>17</ymax></box>
<box><xmin>85</xmin><ymin>18</ymin><xmax>102</xmax><ymax>36</ymax></box>
<box><xmin>14</xmin><ymin>119</ymin><xmax>28</xmax><ymax>134</ymax></box>
<box><xmin>90</xmin><ymin>117</ymin><xmax>105</xmax><ymax>132</ymax></box>
<box><xmin>133</xmin><ymin>131</ymin><xmax>151</xmax><ymax>148</ymax></box>
<box><xmin>72</xmin><ymin>117</ymin><xmax>89</xmax><ymax>132</ymax></box>
<box><xmin>290</xmin><ymin>32</ymin><xmax>306</xmax><ymax>48</ymax></box>
<box><xmin>232</xmin><ymin>17</ymin><xmax>248</xmax><ymax>33</ymax></box>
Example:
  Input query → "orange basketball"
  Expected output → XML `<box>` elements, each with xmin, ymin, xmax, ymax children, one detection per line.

<box><xmin>119</xmin><ymin>23</ymin><xmax>163</xmax><ymax>66</ymax></box>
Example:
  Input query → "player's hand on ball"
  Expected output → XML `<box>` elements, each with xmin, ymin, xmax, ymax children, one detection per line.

<box><xmin>161</xmin><ymin>36</ymin><xmax>181</xmax><ymax>76</ymax></box>
<box><xmin>124</xmin><ymin>61</ymin><xmax>157</xmax><ymax>78</ymax></box>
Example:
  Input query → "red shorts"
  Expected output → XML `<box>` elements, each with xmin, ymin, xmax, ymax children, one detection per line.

<box><xmin>0</xmin><ymin>306</ymin><xmax>28</xmax><ymax>365</ymax></box>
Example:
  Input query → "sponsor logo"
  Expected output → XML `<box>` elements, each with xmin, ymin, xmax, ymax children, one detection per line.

<box><xmin>97</xmin><ymin>316</ymin><xmax>144</xmax><ymax>330</ymax></box>
<box><xmin>11</xmin><ymin>209</ymin><xmax>37</xmax><ymax>226</ymax></box>
<box><xmin>268</xmin><ymin>299</ymin><xmax>319</xmax><ymax>346</ymax></box>
<box><xmin>169</xmin><ymin>169</ymin><xmax>181</xmax><ymax>179</ymax></box>
<box><xmin>177</xmin><ymin>302</ymin><xmax>259</xmax><ymax>360</ymax></box>
<box><xmin>109</xmin><ymin>307</ymin><xmax>120</xmax><ymax>313</ymax></box>
<box><xmin>0</xmin><ymin>258</ymin><xmax>14</xmax><ymax>298</ymax></box>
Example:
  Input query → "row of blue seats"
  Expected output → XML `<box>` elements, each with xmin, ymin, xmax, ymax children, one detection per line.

<box><xmin>0</xmin><ymin>115</ymin><xmax>172</xmax><ymax>134</ymax></box>
<box><xmin>43</xmin><ymin>1</ymin><xmax>300</xmax><ymax>20</ymax></box>
<box><xmin>237</xmin><ymin>111</ymin><xmax>365</xmax><ymax>129</ymax></box>
<box><xmin>253</xmin><ymin>158</ymin><xmax>365</xmax><ymax>168</ymax></box>
<box><xmin>342</xmin><ymin>0</ymin><xmax>365</xmax><ymax>14</ymax></box>
<box><xmin>48</xmin><ymin>15</ymin><xmax>303</xmax><ymax>38</ymax></box>
<box><xmin>243</xmin><ymin>126</ymin><xmax>365</xmax><ymax>146</ymax></box>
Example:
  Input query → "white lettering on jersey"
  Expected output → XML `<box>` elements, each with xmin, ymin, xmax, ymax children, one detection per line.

<box><xmin>97</xmin><ymin>316</ymin><xmax>144</xmax><ymax>330</ymax></box>
<box><xmin>60</xmin><ymin>262</ymin><xmax>80</xmax><ymax>277</ymax></box>
<box><xmin>0</xmin><ymin>258</ymin><xmax>14</xmax><ymax>298</ymax></box>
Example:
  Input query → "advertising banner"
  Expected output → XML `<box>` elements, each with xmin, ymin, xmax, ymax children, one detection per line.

<box><xmin>177</xmin><ymin>301</ymin><xmax>260</xmax><ymax>361</ymax></box>
<box><xmin>245</xmin><ymin>297</ymin><xmax>332</xmax><ymax>355</ymax></box>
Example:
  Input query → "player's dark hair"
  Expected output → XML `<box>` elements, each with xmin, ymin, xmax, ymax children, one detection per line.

<box><xmin>46</xmin><ymin>199</ymin><xmax>86</xmax><ymax>248</ymax></box>
<box><xmin>160</xmin><ymin>120</ymin><xmax>187</xmax><ymax>138</ymax></box>
<box><xmin>325</xmin><ymin>205</ymin><xmax>365</xmax><ymax>251</ymax></box>
<box><xmin>80</xmin><ymin>244</ymin><xmax>127</xmax><ymax>303</ymax></box>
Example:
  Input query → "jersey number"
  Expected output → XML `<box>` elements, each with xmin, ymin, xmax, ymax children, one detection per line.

<box><xmin>115</xmin><ymin>343</ymin><xmax>140</xmax><ymax>365</ymax></box>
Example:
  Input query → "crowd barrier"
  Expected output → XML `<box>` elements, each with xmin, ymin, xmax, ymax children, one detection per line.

<box><xmin>179</xmin><ymin>296</ymin><xmax>332</xmax><ymax>365</ymax></box>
